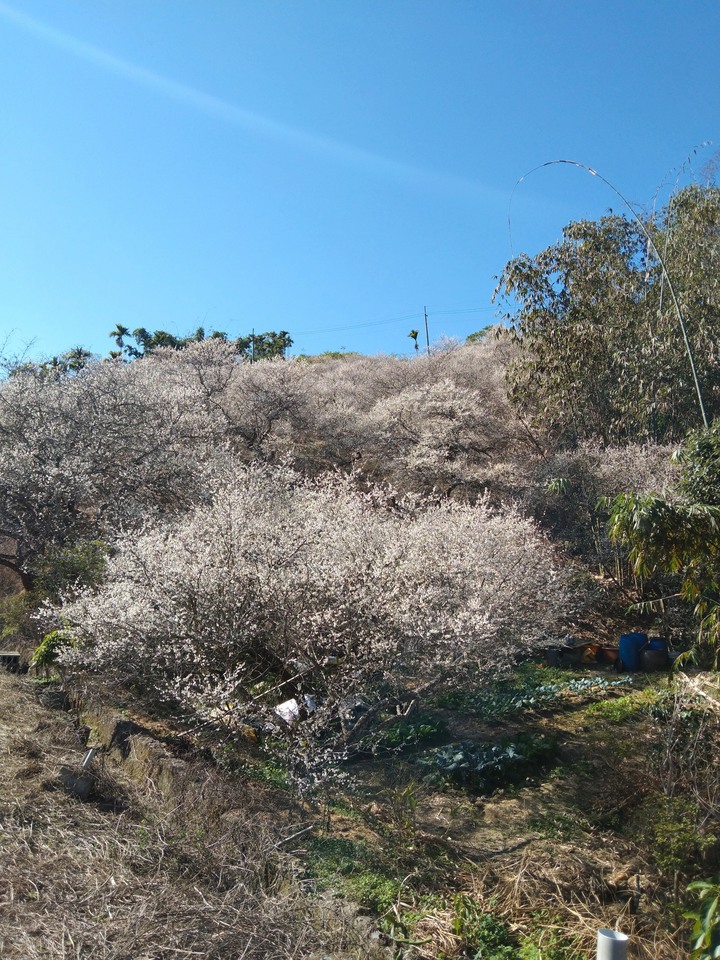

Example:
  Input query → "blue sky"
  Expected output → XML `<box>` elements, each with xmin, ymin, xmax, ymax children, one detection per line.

<box><xmin>0</xmin><ymin>0</ymin><xmax>718</xmax><ymax>360</ymax></box>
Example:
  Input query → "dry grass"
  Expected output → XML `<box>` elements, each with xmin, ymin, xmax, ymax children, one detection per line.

<box><xmin>0</xmin><ymin>672</ymin><xmax>390</xmax><ymax>960</ymax></box>
<box><xmin>0</xmin><ymin>805</ymin><xmax>382</xmax><ymax>959</ymax></box>
<box><xmin>405</xmin><ymin>847</ymin><xmax>686</xmax><ymax>960</ymax></box>
<box><xmin>0</xmin><ymin>664</ymin><xmax>702</xmax><ymax>959</ymax></box>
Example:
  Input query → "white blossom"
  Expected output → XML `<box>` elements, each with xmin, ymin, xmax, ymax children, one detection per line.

<box><xmin>56</xmin><ymin>462</ymin><xmax>574</xmax><ymax>738</ymax></box>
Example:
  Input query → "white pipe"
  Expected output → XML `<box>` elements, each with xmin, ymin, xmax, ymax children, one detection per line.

<box><xmin>597</xmin><ymin>928</ymin><xmax>628</xmax><ymax>960</ymax></box>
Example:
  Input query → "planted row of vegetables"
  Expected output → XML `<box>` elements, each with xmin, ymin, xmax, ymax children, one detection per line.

<box><xmin>432</xmin><ymin>669</ymin><xmax>633</xmax><ymax>723</ymax></box>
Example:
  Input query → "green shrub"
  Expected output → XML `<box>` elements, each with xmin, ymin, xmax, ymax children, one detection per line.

<box><xmin>633</xmin><ymin>795</ymin><xmax>716</xmax><ymax>878</ymax></box>
<box><xmin>30</xmin><ymin>629</ymin><xmax>75</xmax><ymax>673</ymax></box>
<box><xmin>449</xmin><ymin>896</ymin><xmax>516</xmax><ymax>959</ymax></box>
<box><xmin>0</xmin><ymin>593</ymin><xmax>34</xmax><ymax>643</ymax></box>
<box><xmin>685</xmin><ymin>878</ymin><xmax>720</xmax><ymax>959</ymax></box>
<box><xmin>36</xmin><ymin>539</ymin><xmax>109</xmax><ymax>597</ymax></box>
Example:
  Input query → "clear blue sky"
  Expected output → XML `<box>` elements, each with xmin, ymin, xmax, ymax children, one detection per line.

<box><xmin>1</xmin><ymin>0</ymin><xmax>718</xmax><ymax>360</ymax></box>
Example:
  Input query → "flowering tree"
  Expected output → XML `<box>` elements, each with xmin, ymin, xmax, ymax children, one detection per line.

<box><xmin>0</xmin><ymin>336</ymin><xmax>542</xmax><ymax>598</ymax></box>
<box><xmin>54</xmin><ymin>462</ymin><xmax>573</xmax><ymax>756</ymax></box>
<box><xmin>293</xmin><ymin>336</ymin><xmax>537</xmax><ymax>492</ymax></box>
<box><xmin>0</xmin><ymin>354</ymin><xmax>218</xmax><ymax>591</ymax></box>
<box><xmin>367</xmin><ymin>378</ymin><xmax>509</xmax><ymax>494</ymax></box>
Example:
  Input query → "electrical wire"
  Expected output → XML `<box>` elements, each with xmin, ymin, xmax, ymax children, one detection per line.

<box><xmin>292</xmin><ymin>305</ymin><xmax>494</xmax><ymax>337</ymax></box>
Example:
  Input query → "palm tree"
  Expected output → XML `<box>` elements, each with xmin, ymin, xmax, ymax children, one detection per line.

<box><xmin>109</xmin><ymin>324</ymin><xmax>131</xmax><ymax>350</ymax></box>
<box><xmin>65</xmin><ymin>347</ymin><xmax>92</xmax><ymax>373</ymax></box>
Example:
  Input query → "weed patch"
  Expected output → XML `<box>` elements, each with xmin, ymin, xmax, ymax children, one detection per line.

<box><xmin>528</xmin><ymin>810</ymin><xmax>593</xmax><ymax>841</ymax></box>
<box><xmin>631</xmin><ymin>795</ymin><xmax>717</xmax><ymax>878</ymax></box>
<box><xmin>519</xmin><ymin>917</ymin><xmax>583</xmax><ymax>960</ymax></box>
<box><xmin>586</xmin><ymin>686</ymin><xmax>660</xmax><ymax>724</ymax></box>
<box><xmin>448</xmin><ymin>895</ymin><xmax>516</xmax><ymax>959</ymax></box>
<box><xmin>306</xmin><ymin>836</ymin><xmax>402</xmax><ymax>912</ymax></box>
<box><xmin>370</xmin><ymin>712</ymin><xmax>445</xmax><ymax>753</ymax></box>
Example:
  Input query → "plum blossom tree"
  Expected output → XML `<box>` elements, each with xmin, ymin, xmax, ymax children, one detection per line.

<box><xmin>0</xmin><ymin>355</ymin><xmax>216</xmax><ymax>590</ymax></box>
<box><xmin>292</xmin><ymin>336</ymin><xmax>538</xmax><ymax>493</ymax></box>
<box><xmin>54</xmin><ymin>462</ymin><xmax>573</xmax><ymax>756</ymax></box>
<box><xmin>0</xmin><ymin>333</ymin><xmax>551</xmax><ymax>602</ymax></box>
<box><xmin>367</xmin><ymin>378</ymin><xmax>509</xmax><ymax>495</ymax></box>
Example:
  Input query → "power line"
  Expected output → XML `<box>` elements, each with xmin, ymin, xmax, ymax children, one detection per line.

<box><xmin>292</xmin><ymin>311</ymin><xmax>421</xmax><ymax>336</ymax></box>
<box><xmin>291</xmin><ymin>306</ymin><xmax>495</xmax><ymax>337</ymax></box>
<box><xmin>430</xmin><ymin>306</ymin><xmax>495</xmax><ymax>317</ymax></box>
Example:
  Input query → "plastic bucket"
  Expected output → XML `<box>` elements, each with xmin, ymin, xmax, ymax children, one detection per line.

<box><xmin>597</xmin><ymin>928</ymin><xmax>628</xmax><ymax>960</ymax></box>
<box><xmin>640</xmin><ymin>636</ymin><xmax>670</xmax><ymax>671</ymax></box>
<box><xmin>641</xmin><ymin>647</ymin><xmax>669</xmax><ymax>671</ymax></box>
<box><xmin>545</xmin><ymin>648</ymin><xmax>561</xmax><ymax>667</ymax></box>
<box><xmin>619</xmin><ymin>632</ymin><xmax>648</xmax><ymax>671</ymax></box>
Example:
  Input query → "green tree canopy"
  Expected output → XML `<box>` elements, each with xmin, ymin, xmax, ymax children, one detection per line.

<box><xmin>495</xmin><ymin>184</ymin><xmax>720</xmax><ymax>446</ymax></box>
<box><xmin>233</xmin><ymin>330</ymin><xmax>293</xmax><ymax>361</ymax></box>
<box><xmin>9</xmin><ymin>347</ymin><xmax>94</xmax><ymax>380</ymax></box>
<box><xmin>109</xmin><ymin>326</ymin><xmax>293</xmax><ymax>361</ymax></box>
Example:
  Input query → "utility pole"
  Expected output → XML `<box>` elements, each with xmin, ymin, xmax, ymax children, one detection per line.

<box><xmin>423</xmin><ymin>306</ymin><xmax>430</xmax><ymax>356</ymax></box>
<box><xmin>251</xmin><ymin>327</ymin><xmax>255</xmax><ymax>364</ymax></box>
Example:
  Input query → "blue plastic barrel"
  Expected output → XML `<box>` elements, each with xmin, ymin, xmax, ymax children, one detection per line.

<box><xmin>619</xmin><ymin>632</ymin><xmax>648</xmax><ymax>671</ymax></box>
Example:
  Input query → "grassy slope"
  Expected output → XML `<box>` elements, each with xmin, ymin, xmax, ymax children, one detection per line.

<box><xmin>299</xmin><ymin>664</ymin><xmax>691</xmax><ymax>959</ymax></box>
<box><xmin>1</xmin><ymin>659</ymin><xmax>697</xmax><ymax>959</ymax></box>
<box><xmin>0</xmin><ymin>669</ymin><xmax>391</xmax><ymax>960</ymax></box>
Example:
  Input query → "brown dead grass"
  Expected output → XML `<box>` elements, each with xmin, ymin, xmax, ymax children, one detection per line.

<box><xmin>0</xmin><ymin>671</ymin><xmax>390</xmax><ymax>960</ymax></box>
<box><xmin>0</xmin><ymin>664</ymin><xmax>695</xmax><ymax>959</ymax></box>
<box><xmin>318</xmin><ymin>673</ymin><xmax>690</xmax><ymax>959</ymax></box>
<box><xmin>464</xmin><ymin>849</ymin><xmax>681</xmax><ymax>960</ymax></box>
